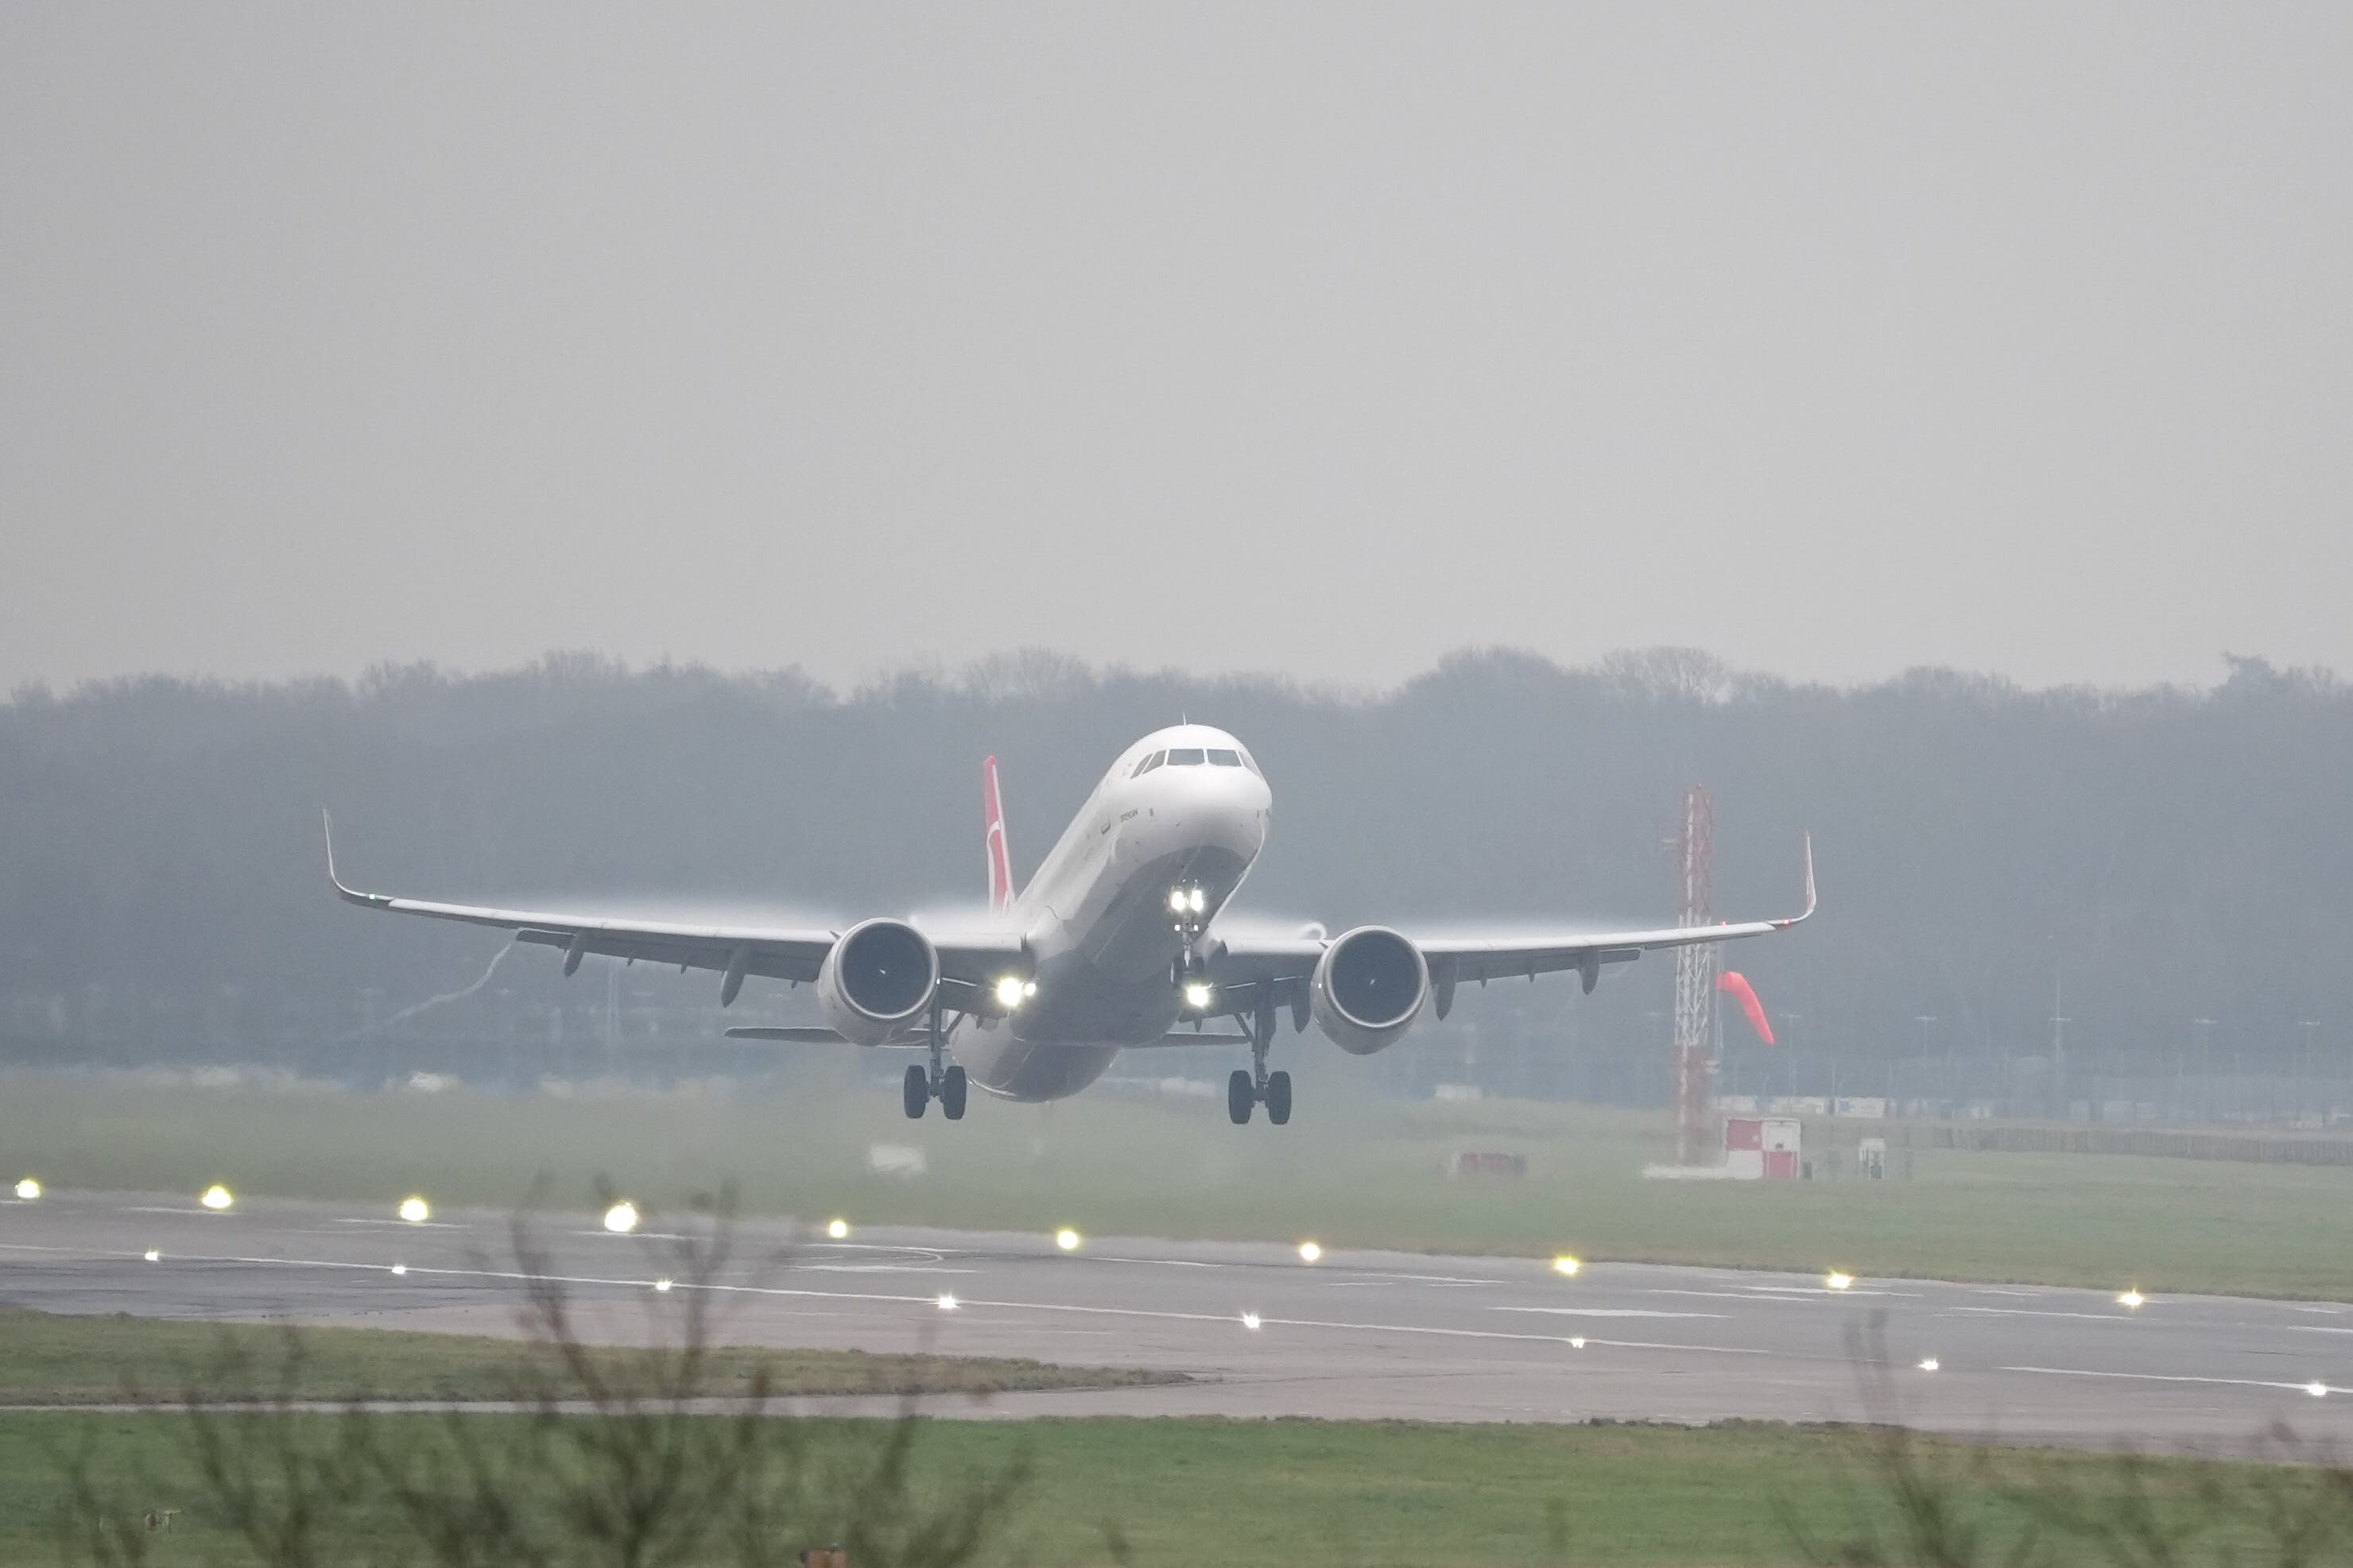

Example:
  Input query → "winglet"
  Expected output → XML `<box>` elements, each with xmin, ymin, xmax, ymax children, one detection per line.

<box><xmin>321</xmin><ymin>810</ymin><xmax>390</xmax><ymax>908</ymax></box>
<box><xmin>1770</xmin><ymin>833</ymin><xmax>1817</xmax><ymax>928</ymax></box>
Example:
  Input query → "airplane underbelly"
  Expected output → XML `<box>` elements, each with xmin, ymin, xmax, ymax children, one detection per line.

<box><xmin>951</xmin><ymin>1027</ymin><xmax>1120</xmax><ymax>1103</ymax></box>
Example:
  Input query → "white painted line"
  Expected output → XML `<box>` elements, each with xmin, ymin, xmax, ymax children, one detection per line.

<box><xmin>1948</xmin><ymin>1306</ymin><xmax>2142</xmax><ymax>1322</ymax></box>
<box><xmin>797</xmin><ymin>1264</ymin><xmax>976</xmax><ymax>1276</ymax></box>
<box><xmin>1494</xmin><ymin>1307</ymin><xmax>1729</xmax><ymax>1320</ymax></box>
<box><xmin>2006</xmin><ymin>1366</ymin><xmax>2340</xmax><ymax>1397</ymax></box>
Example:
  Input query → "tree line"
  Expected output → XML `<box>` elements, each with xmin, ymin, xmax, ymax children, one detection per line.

<box><xmin>2</xmin><ymin>647</ymin><xmax>2347</xmax><ymax>1086</ymax></box>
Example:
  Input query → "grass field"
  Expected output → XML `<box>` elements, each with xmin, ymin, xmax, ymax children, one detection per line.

<box><xmin>0</xmin><ymin>1308</ymin><xmax>1180</xmax><ymax>1406</ymax></box>
<box><xmin>3</xmin><ymin>1410</ymin><xmax>2331</xmax><ymax>1567</ymax></box>
<box><xmin>6</xmin><ymin>1067</ymin><xmax>2352</xmax><ymax>1299</ymax></box>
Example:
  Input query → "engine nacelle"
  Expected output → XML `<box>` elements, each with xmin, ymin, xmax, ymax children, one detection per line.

<box><xmin>816</xmin><ymin>919</ymin><xmax>940</xmax><ymax>1045</ymax></box>
<box><xmin>1310</xmin><ymin>926</ymin><xmax>1428</xmax><ymax>1055</ymax></box>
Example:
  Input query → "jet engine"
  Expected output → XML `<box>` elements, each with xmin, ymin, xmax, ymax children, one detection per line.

<box><xmin>1310</xmin><ymin>926</ymin><xmax>1428</xmax><ymax>1055</ymax></box>
<box><xmin>816</xmin><ymin>919</ymin><xmax>940</xmax><ymax>1045</ymax></box>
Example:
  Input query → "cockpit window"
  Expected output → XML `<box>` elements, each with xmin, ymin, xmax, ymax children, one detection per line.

<box><xmin>1132</xmin><ymin>750</ymin><xmax>1165</xmax><ymax>777</ymax></box>
<box><xmin>1206</xmin><ymin>748</ymin><xmax>1242</xmax><ymax>767</ymax></box>
<box><xmin>1165</xmin><ymin>747</ymin><xmax>1207</xmax><ymax>766</ymax></box>
<box><xmin>1237</xmin><ymin>748</ymin><xmax>1262</xmax><ymax>776</ymax></box>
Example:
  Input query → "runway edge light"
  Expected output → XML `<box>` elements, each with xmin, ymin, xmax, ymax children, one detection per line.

<box><xmin>398</xmin><ymin>1195</ymin><xmax>430</xmax><ymax>1224</ymax></box>
<box><xmin>200</xmin><ymin>1184</ymin><xmax>234</xmax><ymax>1211</ymax></box>
<box><xmin>1297</xmin><ymin>1241</ymin><xmax>1322</xmax><ymax>1263</ymax></box>
<box><xmin>13</xmin><ymin>1178</ymin><xmax>37</xmax><ymax>1201</ymax></box>
<box><xmin>826</xmin><ymin>1218</ymin><xmax>850</xmax><ymax>1240</ymax></box>
<box><xmin>603</xmin><ymin>1201</ymin><xmax>640</xmax><ymax>1234</ymax></box>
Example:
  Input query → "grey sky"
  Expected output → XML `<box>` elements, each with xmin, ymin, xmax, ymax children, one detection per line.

<box><xmin>3</xmin><ymin>4</ymin><xmax>2347</xmax><ymax>695</ymax></box>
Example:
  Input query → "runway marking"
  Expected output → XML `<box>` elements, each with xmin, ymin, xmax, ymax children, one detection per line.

<box><xmin>797</xmin><ymin>1264</ymin><xmax>975</xmax><ymax>1276</ymax></box>
<box><xmin>1950</xmin><ymin>1307</ymin><xmax>2137</xmax><ymax>1323</ymax></box>
<box><xmin>1494</xmin><ymin>1308</ymin><xmax>1729</xmax><ymax>1320</ymax></box>
<box><xmin>331</xmin><ymin>1218</ymin><xmax>469</xmax><ymax>1231</ymax></box>
<box><xmin>2291</xmin><ymin>1326</ymin><xmax>2353</xmax><ymax>1335</ymax></box>
<box><xmin>0</xmin><ymin>1242</ymin><xmax>1786</xmax><ymax>1361</ymax></box>
<box><xmin>2006</xmin><ymin>1366</ymin><xmax>2342</xmax><ymax>1397</ymax></box>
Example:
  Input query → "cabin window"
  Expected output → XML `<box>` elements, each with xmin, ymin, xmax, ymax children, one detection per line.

<box><xmin>1165</xmin><ymin>747</ymin><xmax>1207</xmax><ymax>766</ymax></box>
<box><xmin>1206</xmin><ymin>749</ymin><xmax>1242</xmax><ymax>767</ymax></box>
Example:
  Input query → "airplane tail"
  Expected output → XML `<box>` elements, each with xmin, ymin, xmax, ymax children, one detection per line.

<box><xmin>982</xmin><ymin>756</ymin><xmax>1014</xmax><ymax>912</ymax></box>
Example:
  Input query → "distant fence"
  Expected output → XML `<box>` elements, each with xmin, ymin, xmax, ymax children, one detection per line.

<box><xmin>1863</xmin><ymin>1119</ymin><xmax>2353</xmax><ymax>1167</ymax></box>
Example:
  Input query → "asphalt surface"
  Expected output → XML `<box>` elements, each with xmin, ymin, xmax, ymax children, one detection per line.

<box><xmin>4</xmin><ymin>1190</ymin><xmax>2350</xmax><ymax>1455</ymax></box>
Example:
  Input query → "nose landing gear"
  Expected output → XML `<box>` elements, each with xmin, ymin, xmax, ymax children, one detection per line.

<box><xmin>1226</xmin><ymin>995</ymin><xmax>1292</xmax><ymax>1127</ymax></box>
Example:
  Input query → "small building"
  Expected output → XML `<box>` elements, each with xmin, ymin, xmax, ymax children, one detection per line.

<box><xmin>1723</xmin><ymin>1116</ymin><xmax>1801</xmax><ymax>1179</ymax></box>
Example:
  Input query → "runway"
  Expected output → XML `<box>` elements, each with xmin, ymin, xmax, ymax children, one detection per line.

<box><xmin>4</xmin><ymin>1190</ymin><xmax>2350</xmax><ymax>1454</ymax></box>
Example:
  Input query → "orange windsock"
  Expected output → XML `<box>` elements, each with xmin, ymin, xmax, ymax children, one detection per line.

<box><xmin>1717</xmin><ymin>970</ymin><xmax>1774</xmax><ymax>1045</ymax></box>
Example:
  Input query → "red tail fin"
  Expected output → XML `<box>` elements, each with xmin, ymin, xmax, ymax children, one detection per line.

<box><xmin>982</xmin><ymin>757</ymin><xmax>1014</xmax><ymax>912</ymax></box>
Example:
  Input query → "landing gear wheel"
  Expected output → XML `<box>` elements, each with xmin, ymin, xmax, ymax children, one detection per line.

<box><xmin>1227</xmin><ymin>1069</ymin><xmax>1254</xmax><ymax>1125</ymax></box>
<box><xmin>940</xmin><ymin>1065</ymin><xmax>968</xmax><ymax>1121</ymax></box>
<box><xmin>902</xmin><ymin>1063</ymin><xmax>929</xmax><ymax>1120</ymax></box>
<box><xmin>1264</xmin><ymin>1070</ymin><xmax>1292</xmax><ymax>1126</ymax></box>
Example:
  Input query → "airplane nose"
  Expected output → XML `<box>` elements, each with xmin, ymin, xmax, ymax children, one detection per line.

<box><xmin>1143</xmin><ymin>766</ymin><xmax>1267</xmax><ymax>855</ymax></box>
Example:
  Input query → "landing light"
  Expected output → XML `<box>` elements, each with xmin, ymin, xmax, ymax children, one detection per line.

<box><xmin>1055</xmin><ymin>1228</ymin><xmax>1081</xmax><ymax>1252</ymax></box>
<box><xmin>1189</xmin><ymin>887</ymin><xmax>1207</xmax><ymax>913</ymax></box>
<box><xmin>1183</xmin><ymin>981</ymin><xmax>1213</xmax><ymax>1009</ymax></box>
<box><xmin>827</xmin><ymin>1218</ymin><xmax>850</xmax><ymax>1241</ymax></box>
<box><xmin>1169</xmin><ymin>889</ymin><xmax>1188</xmax><ymax>913</ymax></box>
<box><xmin>1553</xmin><ymin>1255</ymin><xmax>1581</xmax><ymax>1277</ymax></box>
<box><xmin>201</xmin><ymin>1185</ymin><xmax>234</xmax><ymax>1211</ymax></box>
<box><xmin>603</xmin><ymin>1201</ymin><xmax>640</xmax><ymax>1234</ymax></box>
<box><xmin>1824</xmin><ymin>1272</ymin><xmax>1853</xmax><ymax>1291</ymax></box>
<box><xmin>398</xmin><ymin>1196</ymin><xmax>430</xmax><ymax>1224</ymax></box>
<box><xmin>2117</xmin><ymin>1288</ymin><xmax>2146</xmax><ymax>1310</ymax></box>
<box><xmin>14</xmin><ymin>1178</ymin><xmax>37</xmax><ymax>1201</ymax></box>
<box><xmin>994</xmin><ymin>975</ymin><xmax>1025</xmax><ymax>1009</ymax></box>
<box><xmin>1297</xmin><ymin>1241</ymin><xmax>1322</xmax><ymax>1264</ymax></box>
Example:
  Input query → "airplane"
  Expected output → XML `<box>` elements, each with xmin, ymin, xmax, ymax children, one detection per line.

<box><xmin>326</xmin><ymin>723</ymin><xmax>1813</xmax><ymax>1125</ymax></box>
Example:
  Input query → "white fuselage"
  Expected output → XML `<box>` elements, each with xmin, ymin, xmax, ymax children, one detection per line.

<box><xmin>952</xmin><ymin>725</ymin><xmax>1271</xmax><ymax>1101</ymax></box>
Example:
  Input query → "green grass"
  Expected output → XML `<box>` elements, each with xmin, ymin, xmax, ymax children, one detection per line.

<box><xmin>7</xmin><ymin>1067</ymin><xmax>2353</xmax><ymax>1299</ymax></box>
<box><xmin>0</xmin><ymin>1307</ymin><xmax>1180</xmax><ymax>1406</ymax></box>
<box><xmin>1</xmin><ymin>1411</ymin><xmax>2322</xmax><ymax>1567</ymax></box>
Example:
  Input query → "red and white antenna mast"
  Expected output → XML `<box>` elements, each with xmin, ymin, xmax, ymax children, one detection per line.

<box><xmin>1672</xmin><ymin>785</ymin><xmax>1717</xmax><ymax>1165</ymax></box>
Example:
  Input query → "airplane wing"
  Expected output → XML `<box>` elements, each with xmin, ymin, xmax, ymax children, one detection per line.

<box><xmin>324</xmin><ymin>814</ymin><xmax>1023</xmax><ymax>1003</ymax></box>
<box><xmin>1207</xmin><ymin>835</ymin><xmax>1816</xmax><ymax>1006</ymax></box>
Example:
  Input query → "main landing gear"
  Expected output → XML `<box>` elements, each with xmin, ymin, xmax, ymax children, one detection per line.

<box><xmin>903</xmin><ymin>1003</ymin><xmax>967</xmax><ymax>1121</ymax></box>
<box><xmin>903</xmin><ymin>1061</ymin><xmax>967</xmax><ymax>1120</ymax></box>
<box><xmin>1227</xmin><ymin>997</ymin><xmax>1291</xmax><ymax>1127</ymax></box>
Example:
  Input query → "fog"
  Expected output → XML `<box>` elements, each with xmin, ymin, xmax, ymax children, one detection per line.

<box><xmin>3</xmin><ymin>5</ymin><xmax>2350</xmax><ymax>693</ymax></box>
